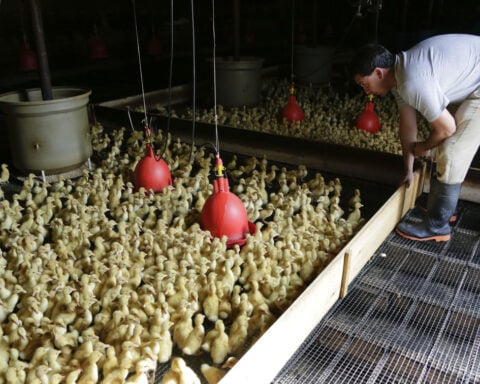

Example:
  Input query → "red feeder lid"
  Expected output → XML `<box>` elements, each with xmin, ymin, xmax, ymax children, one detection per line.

<box><xmin>18</xmin><ymin>42</ymin><xmax>38</xmax><ymax>71</ymax></box>
<box><xmin>134</xmin><ymin>144</ymin><xmax>172</xmax><ymax>193</ymax></box>
<box><xmin>201</xmin><ymin>156</ymin><xmax>256</xmax><ymax>248</ymax></box>
<box><xmin>283</xmin><ymin>83</ymin><xmax>304</xmax><ymax>122</ymax></box>
<box><xmin>89</xmin><ymin>35</ymin><xmax>109</xmax><ymax>59</ymax></box>
<box><xmin>355</xmin><ymin>95</ymin><xmax>380</xmax><ymax>133</ymax></box>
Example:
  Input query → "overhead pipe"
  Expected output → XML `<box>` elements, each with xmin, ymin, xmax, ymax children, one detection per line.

<box><xmin>28</xmin><ymin>0</ymin><xmax>52</xmax><ymax>100</ymax></box>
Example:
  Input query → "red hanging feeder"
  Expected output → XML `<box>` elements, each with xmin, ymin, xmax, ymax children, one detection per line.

<box><xmin>89</xmin><ymin>25</ymin><xmax>109</xmax><ymax>59</ymax></box>
<box><xmin>201</xmin><ymin>156</ymin><xmax>256</xmax><ymax>248</ymax></box>
<box><xmin>133</xmin><ymin>126</ymin><xmax>172</xmax><ymax>193</ymax></box>
<box><xmin>147</xmin><ymin>34</ymin><xmax>163</xmax><ymax>57</ymax></box>
<box><xmin>355</xmin><ymin>94</ymin><xmax>380</xmax><ymax>133</ymax></box>
<box><xmin>18</xmin><ymin>40</ymin><xmax>38</xmax><ymax>71</ymax></box>
<box><xmin>282</xmin><ymin>82</ymin><xmax>304</xmax><ymax>122</ymax></box>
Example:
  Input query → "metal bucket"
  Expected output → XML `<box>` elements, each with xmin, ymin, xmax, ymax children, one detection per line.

<box><xmin>0</xmin><ymin>87</ymin><xmax>92</xmax><ymax>174</ymax></box>
<box><xmin>212</xmin><ymin>56</ymin><xmax>264</xmax><ymax>107</ymax></box>
<box><xmin>294</xmin><ymin>45</ymin><xmax>334</xmax><ymax>86</ymax></box>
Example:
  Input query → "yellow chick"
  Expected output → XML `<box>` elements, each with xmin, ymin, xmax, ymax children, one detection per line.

<box><xmin>347</xmin><ymin>188</ymin><xmax>362</xmax><ymax>209</ymax></box>
<box><xmin>65</xmin><ymin>367</ymin><xmax>83</xmax><ymax>384</ymax></box>
<box><xmin>161</xmin><ymin>357</ymin><xmax>201</xmax><ymax>384</ymax></box>
<box><xmin>101</xmin><ymin>345</ymin><xmax>118</xmax><ymax>378</ymax></box>
<box><xmin>347</xmin><ymin>201</ymin><xmax>365</xmax><ymax>229</ymax></box>
<box><xmin>206</xmin><ymin>319</ymin><xmax>230</xmax><ymax>365</ymax></box>
<box><xmin>101</xmin><ymin>367</ymin><xmax>130</xmax><ymax>384</ymax></box>
<box><xmin>228</xmin><ymin>309</ymin><xmax>249</xmax><ymax>355</ymax></box>
<box><xmin>77</xmin><ymin>350</ymin><xmax>103</xmax><ymax>384</ymax></box>
<box><xmin>156</xmin><ymin>318</ymin><xmax>173</xmax><ymax>364</ymax></box>
<box><xmin>182</xmin><ymin>313</ymin><xmax>205</xmax><ymax>355</ymax></box>
<box><xmin>173</xmin><ymin>306</ymin><xmax>194</xmax><ymax>351</ymax></box>
<box><xmin>202</xmin><ymin>275</ymin><xmax>220</xmax><ymax>323</ymax></box>
<box><xmin>125</xmin><ymin>359</ymin><xmax>154</xmax><ymax>384</ymax></box>
<box><xmin>201</xmin><ymin>364</ymin><xmax>226</xmax><ymax>384</ymax></box>
<box><xmin>0</xmin><ymin>163</ymin><xmax>9</xmax><ymax>183</ymax></box>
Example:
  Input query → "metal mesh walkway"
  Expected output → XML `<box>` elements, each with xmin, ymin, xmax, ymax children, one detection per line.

<box><xmin>273</xmin><ymin>200</ymin><xmax>480</xmax><ymax>384</ymax></box>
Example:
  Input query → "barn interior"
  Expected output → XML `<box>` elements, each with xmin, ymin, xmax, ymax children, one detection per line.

<box><xmin>1</xmin><ymin>1</ymin><xmax>480</xmax><ymax>383</ymax></box>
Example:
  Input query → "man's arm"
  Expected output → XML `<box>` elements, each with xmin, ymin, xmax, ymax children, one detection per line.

<box><xmin>398</xmin><ymin>105</ymin><xmax>418</xmax><ymax>187</ymax></box>
<box><xmin>414</xmin><ymin>109</ymin><xmax>456</xmax><ymax>156</ymax></box>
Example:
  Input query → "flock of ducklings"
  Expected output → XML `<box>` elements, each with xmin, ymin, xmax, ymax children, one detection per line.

<box><xmin>154</xmin><ymin>78</ymin><xmax>430</xmax><ymax>155</ymax></box>
<box><xmin>0</xmin><ymin>121</ymin><xmax>367</xmax><ymax>384</ymax></box>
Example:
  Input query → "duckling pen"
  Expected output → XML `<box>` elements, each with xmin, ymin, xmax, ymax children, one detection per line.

<box><xmin>93</xmin><ymin>69</ymin><xmax>422</xmax><ymax>384</ymax></box>
<box><xmin>1</xmin><ymin>65</ymin><xmax>479</xmax><ymax>384</ymax></box>
<box><xmin>95</xmin><ymin>66</ymin><xmax>480</xmax><ymax>384</ymax></box>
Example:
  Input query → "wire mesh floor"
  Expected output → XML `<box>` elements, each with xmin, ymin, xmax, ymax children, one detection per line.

<box><xmin>273</xmin><ymin>199</ymin><xmax>480</xmax><ymax>384</ymax></box>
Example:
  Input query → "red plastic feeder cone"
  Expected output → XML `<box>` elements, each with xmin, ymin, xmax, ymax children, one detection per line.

<box><xmin>355</xmin><ymin>94</ymin><xmax>380</xmax><ymax>133</ymax></box>
<box><xmin>18</xmin><ymin>41</ymin><xmax>38</xmax><ymax>71</ymax></box>
<box><xmin>134</xmin><ymin>143</ymin><xmax>172</xmax><ymax>193</ymax></box>
<box><xmin>283</xmin><ymin>83</ymin><xmax>304</xmax><ymax>122</ymax></box>
<box><xmin>201</xmin><ymin>156</ymin><xmax>256</xmax><ymax>248</ymax></box>
<box><xmin>89</xmin><ymin>34</ymin><xmax>109</xmax><ymax>59</ymax></box>
<box><xmin>147</xmin><ymin>35</ymin><xmax>163</xmax><ymax>57</ymax></box>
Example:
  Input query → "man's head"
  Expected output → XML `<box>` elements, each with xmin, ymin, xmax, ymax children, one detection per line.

<box><xmin>350</xmin><ymin>44</ymin><xmax>395</xmax><ymax>96</ymax></box>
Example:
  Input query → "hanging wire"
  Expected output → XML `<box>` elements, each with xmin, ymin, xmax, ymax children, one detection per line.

<box><xmin>189</xmin><ymin>0</ymin><xmax>197</xmax><ymax>162</ymax></box>
<box><xmin>131</xmin><ymin>0</ymin><xmax>149</xmax><ymax>131</ymax></box>
<box><xmin>160</xmin><ymin>0</ymin><xmax>175</xmax><ymax>158</ymax></box>
<box><xmin>211</xmin><ymin>0</ymin><xmax>220</xmax><ymax>154</ymax></box>
<box><xmin>290</xmin><ymin>0</ymin><xmax>295</xmax><ymax>82</ymax></box>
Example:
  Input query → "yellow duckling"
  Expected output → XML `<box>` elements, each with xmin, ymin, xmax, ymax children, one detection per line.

<box><xmin>156</xmin><ymin>318</ymin><xmax>173</xmax><ymax>363</ymax></box>
<box><xmin>202</xmin><ymin>274</ymin><xmax>220</xmax><ymax>322</ymax></box>
<box><xmin>0</xmin><ymin>163</ymin><xmax>10</xmax><ymax>183</ymax></box>
<box><xmin>173</xmin><ymin>306</ymin><xmax>194</xmax><ymax>351</ymax></box>
<box><xmin>0</xmin><ymin>326</ymin><xmax>8</xmax><ymax>375</ymax></box>
<box><xmin>347</xmin><ymin>188</ymin><xmax>362</xmax><ymax>209</ymax></box>
<box><xmin>65</xmin><ymin>367</ymin><xmax>83</xmax><ymax>384</ymax></box>
<box><xmin>204</xmin><ymin>319</ymin><xmax>230</xmax><ymax>365</ymax></box>
<box><xmin>161</xmin><ymin>356</ymin><xmax>201</xmax><ymax>384</ymax></box>
<box><xmin>125</xmin><ymin>359</ymin><xmax>155</xmax><ymax>384</ymax></box>
<box><xmin>347</xmin><ymin>201</ymin><xmax>365</xmax><ymax>229</ymax></box>
<box><xmin>201</xmin><ymin>364</ymin><xmax>226</xmax><ymax>384</ymax></box>
<box><xmin>101</xmin><ymin>366</ymin><xmax>130</xmax><ymax>384</ymax></box>
<box><xmin>101</xmin><ymin>345</ymin><xmax>118</xmax><ymax>378</ymax></box>
<box><xmin>228</xmin><ymin>309</ymin><xmax>249</xmax><ymax>355</ymax></box>
<box><xmin>182</xmin><ymin>313</ymin><xmax>205</xmax><ymax>355</ymax></box>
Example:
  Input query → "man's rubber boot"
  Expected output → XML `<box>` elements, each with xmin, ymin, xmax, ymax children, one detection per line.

<box><xmin>396</xmin><ymin>179</ymin><xmax>461</xmax><ymax>241</ymax></box>
<box><xmin>416</xmin><ymin>191</ymin><xmax>457</xmax><ymax>223</ymax></box>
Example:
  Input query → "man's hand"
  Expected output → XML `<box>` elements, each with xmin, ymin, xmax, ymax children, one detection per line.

<box><xmin>413</xmin><ymin>141</ymin><xmax>431</xmax><ymax>158</ymax></box>
<box><xmin>399</xmin><ymin>169</ymin><xmax>414</xmax><ymax>188</ymax></box>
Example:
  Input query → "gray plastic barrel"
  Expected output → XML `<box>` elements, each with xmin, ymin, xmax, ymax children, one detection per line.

<box><xmin>294</xmin><ymin>45</ymin><xmax>334</xmax><ymax>86</ymax></box>
<box><xmin>213</xmin><ymin>56</ymin><xmax>264</xmax><ymax>107</ymax></box>
<box><xmin>0</xmin><ymin>87</ymin><xmax>92</xmax><ymax>175</ymax></box>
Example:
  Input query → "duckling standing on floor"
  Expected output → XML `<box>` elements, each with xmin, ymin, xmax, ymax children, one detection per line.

<box><xmin>201</xmin><ymin>363</ymin><xmax>226</xmax><ymax>384</ymax></box>
<box><xmin>77</xmin><ymin>350</ymin><xmax>103</xmax><ymax>384</ymax></box>
<box><xmin>182</xmin><ymin>313</ymin><xmax>205</xmax><ymax>356</ymax></box>
<box><xmin>172</xmin><ymin>305</ymin><xmax>194</xmax><ymax>351</ymax></box>
<box><xmin>0</xmin><ymin>163</ymin><xmax>10</xmax><ymax>183</ymax></box>
<box><xmin>206</xmin><ymin>319</ymin><xmax>230</xmax><ymax>365</ymax></box>
<box><xmin>202</xmin><ymin>272</ymin><xmax>220</xmax><ymax>322</ymax></box>
<box><xmin>228</xmin><ymin>307</ymin><xmax>249</xmax><ymax>355</ymax></box>
<box><xmin>161</xmin><ymin>356</ymin><xmax>201</xmax><ymax>384</ymax></box>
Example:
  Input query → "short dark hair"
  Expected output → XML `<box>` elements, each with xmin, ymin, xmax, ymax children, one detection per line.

<box><xmin>349</xmin><ymin>44</ymin><xmax>395</xmax><ymax>77</ymax></box>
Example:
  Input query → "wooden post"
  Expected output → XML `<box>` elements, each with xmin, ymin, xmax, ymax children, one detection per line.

<box><xmin>340</xmin><ymin>251</ymin><xmax>351</xmax><ymax>298</ymax></box>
